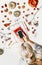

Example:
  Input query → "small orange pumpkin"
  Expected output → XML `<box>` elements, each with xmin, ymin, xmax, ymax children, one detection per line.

<box><xmin>28</xmin><ymin>0</ymin><xmax>38</xmax><ymax>7</ymax></box>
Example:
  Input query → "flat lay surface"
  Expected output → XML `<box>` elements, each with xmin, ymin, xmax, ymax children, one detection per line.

<box><xmin>0</xmin><ymin>0</ymin><xmax>42</xmax><ymax>65</ymax></box>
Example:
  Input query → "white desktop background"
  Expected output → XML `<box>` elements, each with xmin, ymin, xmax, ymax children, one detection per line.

<box><xmin>0</xmin><ymin>0</ymin><xmax>42</xmax><ymax>65</ymax></box>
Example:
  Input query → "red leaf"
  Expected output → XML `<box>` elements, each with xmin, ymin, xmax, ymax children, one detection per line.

<box><xmin>4</xmin><ymin>23</ymin><xmax>11</xmax><ymax>27</ymax></box>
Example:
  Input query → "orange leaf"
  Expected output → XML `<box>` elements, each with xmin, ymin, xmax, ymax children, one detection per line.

<box><xmin>4</xmin><ymin>23</ymin><xmax>11</xmax><ymax>27</ymax></box>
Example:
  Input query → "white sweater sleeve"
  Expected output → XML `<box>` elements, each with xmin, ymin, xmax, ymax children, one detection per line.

<box><xmin>32</xmin><ymin>43</ymin><xmax>42</xmax><ymax>54</ymax></box>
